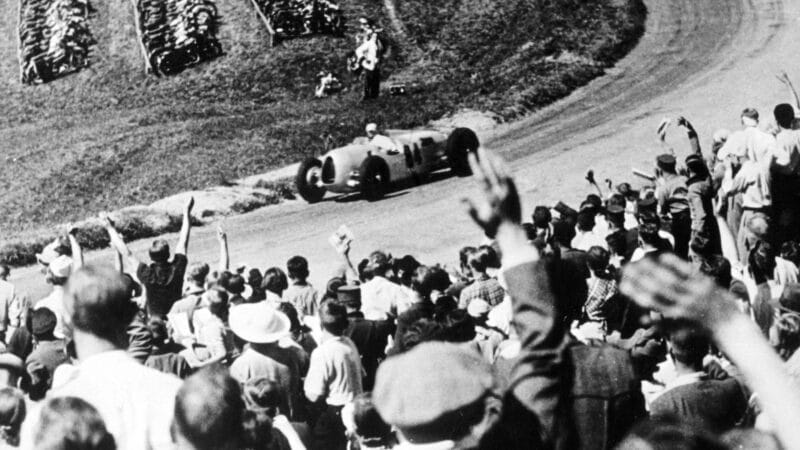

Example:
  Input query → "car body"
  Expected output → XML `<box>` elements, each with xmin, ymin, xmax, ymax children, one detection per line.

<box><xmin>295</xmin><ymin>127</ymin><xmax>478</xmax><ymax>202</ymax></box>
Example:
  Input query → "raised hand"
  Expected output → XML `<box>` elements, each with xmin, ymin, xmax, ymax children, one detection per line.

<box><xmin>463</xmin><ymin>148</ymin><xmax>522</xmax><ymax>236</ymax></box>
<box><xmin>619</xmin><ymin>253</ymin><xmax>736</xmax><ymax>328</ymax></box>
<box><xmin>585</xmin><ymin>169</ymin><xmax>596</xmax><ymax>185</ymax></box>
<box><xmin>777</xmin><ymin>71</ymin><xmax>791</xmax><ymax>85</ymax></box>
<box><xmin>676</xmin><ymin>116</ymin><xmax>694</xmax><ymax>131</ymax></box>
<box><xmin>99</xmin><ymin>212</ymin><xmax>115</xmax><ymax>229</ymax></box>
<box><xmin>185</xmin><ymin>196</ymin><xmax>195</xmax><ymax>214</ymax></box>
<box><xmin>216</xmin><ymin>225</ymin><xmax>226</xmax><ymax>242</ymax></box>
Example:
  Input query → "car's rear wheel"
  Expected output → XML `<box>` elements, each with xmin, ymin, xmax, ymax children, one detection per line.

<box><xmin>296</xmin><ymin>157</ymin><xmax>326</xmax><ymax>203</ymax></box>
<box><xmin>359</xmin><ymin>156</ymin><xmax>390</xmax><ymax>201</ymax></box>
<box><xmin>446</xmin><ymin>127</ymin><xmax>479</xmax><ymax>177</ymax></box>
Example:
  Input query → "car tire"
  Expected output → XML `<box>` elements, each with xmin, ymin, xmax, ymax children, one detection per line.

<box><xmin>359</xmin><ymin>156</ymin><xmax>390</xmax><ymax>201</ymax></box>
<box><xmin>446</xmin><ymin>127</ymin><xmax>479</xmax><ymax>177</ymax></box>
<box><xmin>296</xmin><ymin>157</ymin><xmax>326</xmax><ymax>203</ymax></box>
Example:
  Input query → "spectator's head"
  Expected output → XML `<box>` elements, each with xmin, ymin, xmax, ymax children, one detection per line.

<box><xmin>467</xmin><ymin>247</ymin><xmax>493</xmax><ymax>275</ymax></box>
<box><xmin>186</xmin><ymin>263</ymin><xmax>210</xmax><ymax>288</ymax></box>
<box><xmin>478</xmin><ymin>245</ymin><xmax>501</xmax><ymax>269</ymax></box>
<box><xmin>769</xmin><ymin>313</ymin><xmax>800</xmax><ymax>360</ymax></box>
<box><xmin>336</xmin><ymin>285</ymin><xmax>362</xmax><ymax>312</ymax></box>
<box><xmin>606</xmin><ymin>231</ymin><xmax>627</xmax><ymax>261</ymax></box>
<box><xmin>34</xmin><ymin>397</ymin><xmax>115</xmax><ymax>450</ymax></box>
<box><xmin>775</xmin><ymin>104</ymin><xmax>796</xmax><ymax>129</ymax></box>
<box><xmin>394</xmin><ymin>255</ymin><xmax>422</xmax><ymax>287</ymax></box>
<box><xmin>367</xmin><ymin>251</ymin><xmax>392</xmax><ymax>278</ymax></box>
<box><xmin>323</xmin><ymin>277</ymin><xmax>346</xmax><ymax>303</ymax></box>
<box><xmin>319</xmin><ymin>300</ymin><xmax>348</xmax><ymax>337</ymax></box>
<box><xmin>172</xmin><ymin>366</ymin><xmax>245</xmax><ymax>450</ymax></box>
<box><xmin>365</xmin><ymin>122</ymin><xmax>378</xmax><ymax>138</ymax></box>
<box><xmin>532</xmin><ymin>206</ymin><xmax>551</xmax><ymax>228</ymax></box>
<box><xmin>261</xmin><ymin>268</ymin><xmax>288</xmax><ymax>296</ymax></box>
<box><xmin>576</xmin><ymin>210</ymin><xmax>596</xmax><ymax>232</ymax></box>
<box><xmin>0</xmin><ymin>388</ymin><xmax>25</xmax><ymax>447</ymax></box>
<box><xmin>741</xmin><ymin>107</ymin><xmax>759</xmax><ymax>127</ymax></box>
<box><xmin>31</xmin><ymin>308</ymin><xmax>58</xmax><ymax>342</ymax></box>
<box><xmin>638</xmin><ymin>222</ymin><xmax>661</xmax><ymax>248</ymax></box>
<box><xmin>439</xmin><ymin>309</ymin><xmax>477</xmax><ymax>343</ymax></box>
<box><xmin>36</xmin><ymin>237</ymin><xmax>71</xmax><ymax>267</ymax></box>
<box><xmin>699</xmin><ymin>255</ymin><xmax>732</xmax><ymax>289</ymax></box>
<box><xmin>229</xmin><ymin>302</ymin><xmax>291</xmax><ymax>345</ymax></box>
<box><xmin>748</xmin><ymin>240</ymin><xmax>776</xmax><ymax>284</ymax></box>
<box><xmin>46</xmin><ymin>256</ymin><xmax>72</xmax><ymax>286</ymax></box>
<box><xmin>636</xmin><ymin>197</ymin><xmax>658</xmax><ymax>217</ymax></box>
<box><xmin>585</xmin><ymin>194</ymin><xmax>602</xmax><ymax>211</ymax></box>
<box><xmin>286</xmin><ymin>256</ymin><xmax>309</xmax><ymax>282</ymax></box>
<box><xmin>147</xmin><ymin>317</ymin><xmax>170</xmax><ymax>349</ymax></box>
<box><xmin>605</xmin><ymin>204</ymin><xmax>625</xmax><ymax>229</ymax></box>
<box><xmin>347</xmin><ymin>394</ymin><xmax>393</xmax><ymax>449</ymax></box>
<box><xmin>148</xmin><ymin>239</ymin><xmax>170</xmax><ymax>263</ymax></box>
<box><xmin>586</xmin><ymin>246</ymin><xmax>611</xmax><ymax>277</ymax></box>
<box><xmin>666</xmin><ymin>324</ymin><xmax>709</xmax><ymax>371</ymax></box>
<box><xmin>65</xmin><ymin>265</ymin><xmax>138</xmax><ymax>350</ymax></box>
<box><xmin>459</xmin><ymin>246</ymin><xmax>477</xmax><ymax>274</ymax></box>
<box><xmin>0</xmin><ymin>266</ymin><xmax>8</xmax><ymax>281</ymax></box>
<box><xmin>373</xmin><ymin>342</ymin><xmax>502</xmax><ymax>446</ymax></box>
<box><xmin>552</xmin><ymin>220</ymin><xmax>576</xmax><ymax>248</ymax></box>
<box><xmin>432</xmin><ymin>296</ymin><xmax>458</xmax><ymax>321</ymax></box>
<box><xmin>617</xmin><ymin>183</ymin><xmax>638</xmax><ymax>201</ymax></box>
<box><xmin>656</xmin><ymin>154</ymin><xmax>677</xmax><ymax>175</ymax></box>
<box><xmin>246</xmin><ymin>269</ymin><xmax>263</xmax><ymax>291</ymax></box>
<box><xmin>242</xmin><ymin>377</ymin><xmax>285</xmax><ymax>418</ymax></box>
<box><xmin>684</xmin><ymin>154</ymin><xmax>709</xmax><ymax>178</ymax></box>
<box><xmin>357</xmin><ymin>258</ymin><xmax>372</xmax><ymax>282</ymax></box>
<box><xmin>205</xmin><ymin>287</ymin><xmax>229</xmax><ymax>322</ymax></box>
<box><xmin>224</xmin><ymin>275</ymin><xmax>245</xmax><ymax>297</ymax></box>
<box><xmin>398</xmin><ymin>319</ymin><xmax>444</xmax><ymax>352</ymax></box>
<box><xmin>616</xmin><ymin>416</ymin><xmax>726</xmax><ymax>450</ymax></box>
<box><xmin>781</xmin><ymin>241</ymin><xmax>800</xmax><ymax>266</ymax></box>
<box><xmin>414</xmin><ymin>266</ymin><xmax>451</xmax><ymax>301</ymax></box>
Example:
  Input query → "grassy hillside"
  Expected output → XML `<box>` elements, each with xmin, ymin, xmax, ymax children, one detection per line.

<box><xmin>0</xmin><ymin>0</ymin><xmax>644</xmax><ymax>239</ymax></box>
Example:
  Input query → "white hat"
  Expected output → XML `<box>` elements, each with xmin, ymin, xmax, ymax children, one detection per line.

<box><xmin>36</xmin><ymin>239</ymin><xmax>61</xmax><ymax>265</ymax></box>
<box><xmin>365</xmin><ymin>123</ymin><xmax>378</xmax><ymax>133</ymax></box>
<box><xmin>229</xmin><ymin>302</ymin><xmax>291</xmax><ymax>344</ymax></box>
<box><xmin>49</xmin><ymin>256</ymin><xmax>73</xmax><ymax>279</ymax></box>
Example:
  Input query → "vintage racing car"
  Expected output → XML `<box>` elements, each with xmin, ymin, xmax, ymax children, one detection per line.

<box><xmin>295</xmin><ymin>127</ymin><xmax>479</xmax><ymax>203</ymax></box>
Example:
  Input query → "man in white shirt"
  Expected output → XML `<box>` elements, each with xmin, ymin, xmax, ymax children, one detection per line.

<box><xmin>24</xmin><ymin>265</ymin><xmax>182</xmax><ymax>450</ymax></box>
<box><xmin>305</xmin><ymin>301</ymin><xmax>363</xmax><ymax>450</ymax></box>
<box><xmin>359</xmin><ymin>251</ymin><xmax>409</xmax><ymax>320</ymax></box>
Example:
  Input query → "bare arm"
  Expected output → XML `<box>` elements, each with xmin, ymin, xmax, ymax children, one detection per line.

<box><xmin>67</xmin><ymin>230</ymin><xmax>83</xmax><ymax>270</ymax></box>
<box><xmin>338</xmin><ymin>242</ymin><xmax>359</xmax><ymax>283</ymax></box>
<box><xmin>778</xmin><ymin>71</ymin><xmax>800</xmax><ymax>113</ymax></box>
<box><xmin>101</xmin><ymin>215</ymin><xmax>141</xmax><ymax>269</ymax></box>
<box><xmin>114</xmin><ymin>248</ymin><xmax>124</xmax><ymax>274</ymax></box>
<box><xmin>216</xmin><ymin>225</ymin><xmax>229</xmax><ymax>272</ymax></box>
<box><xmin>620</xmin><ymin>254</ymin><xmax>800</xmax><ymax>450</ymax></box>
<box><xmin>175</xmin><ymin>197</ymin><xmax>195</xmax><ymax>256</ymax></box>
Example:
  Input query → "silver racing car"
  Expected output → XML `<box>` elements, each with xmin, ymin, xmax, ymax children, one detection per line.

<box><xmin>295</xmin><ymin>127</ymin><xmax>479</xmax><ymax>203</ymax></box>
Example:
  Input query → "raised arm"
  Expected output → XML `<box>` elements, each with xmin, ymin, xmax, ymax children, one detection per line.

<box><xmin>67</xmin><ymin>229</ymin><xmax>84</xmax><ymax>270</ymax></box>
<box><xmin>101</xmin><ymin>214</ymin><xmax>141</xmax><ymax>269</ymax></box>
<box><xmin>677</xmin><ymin>116</ymin><xmax>702</xmax><ymax>155</ymax></box>
<box><xmin>464</xmin><ymin>149</ymin><xmax>568</xmax><ymax>446</ymax></box>
<box><xmin>337</xmin><ymin>240</ymin><xmax>359</xmax><ymax>283</ymax></box>
<box><xmin>620</xmin><ymin>254</ymin><xmax>800</xmax><ymax>450</ymax></box>
<box><xmin>777</xmin><ymin>71</ymin><xmax>800</xmax><ymax>113</ymax></box>
<box><xmin>175</xmin><ymin>196</ymin><xmax>195</xmax><ymax>256</ymax></box>
<box><xmin>216</xmin><ymin>225</ymin><xmax>229</xmax><ymax>272</ymax></box>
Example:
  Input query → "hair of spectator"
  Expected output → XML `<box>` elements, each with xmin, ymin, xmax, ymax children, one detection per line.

<box><xmin>367</xmin><ymin>251</ymin><xmax>392</xmax><ymax>277</ymax></box>
<box><xmin>399</xmin><ymin>319</ymin><xmax>443</xmax><ymax>353</ymax></box>
<box><xmin>147</xmin><ymin>317</ymin><xmax>170</xmax><ymax>348</ymax></box>
<box><xmin>34</xmin><ymin>397</ymin><xmax>115</xmax><ymax>450</ymax></box>
<box><xmin>172</xmin><ymin>366</ymin><xmax>246</xmax><ymax>450</ymax></box>
<box><xmin>772</xmin><ymin>313</ymin><xmax>800</xmax><ymax>360</ymax></box>
<box><xmin>352</xmin><ymin>393</ymin><xmax>392</xmax><ymax>446</ymax></box>
<box><xmin>149</xmin><ymin>239</ymin><xmax>170</xmax><ymax>263</ymax></box>
<box><xmin>225</xmin><ymin>274</ymin><xmax>245</xmax><ymax>295</ymax></box>
<box><xmin>459</xmin><ymin>246</ymin><xmax>477</xmax><ymax>269</ymax></box>
<box><xmin>205</xmin><ymin>287</ymin><xmax>229</xmax><ymax>322</ymax></box>
<box><xmin>774</xmin><ymin>103</ymin><xmax>795</xmax><ymax>128</ymax></box>
<box><xmin>414</xmin><ymin>266</ymin><xmax>451</xmax><ymax>301</ymax></box>
<box><xmin>699</xmin><ymin>255</ymin><xmax>733</xmax><ymax>289</ymax></box>
<box><xmin>30</xmin><ymin>308</ymin><xmax>57</xmax><ymax>340</ymax></box>
<box><xmin>277</xmin><ymin>302</ymin><xmax>304</xmax><ymax>332</ymax></box>
<box><xmin>667</xmin><ymin>324</ymin><xmax>710</xmax><ymax>370</ymax></box>
<box><xmin>0</xmin><ymin>388</ymin><xmax>25</xmax><ymax>447</ymax></box>
<box><xmin>187</xmin><ymin>263</ymin><xmax>210</xmax><ymax>286</ymax></box>
<box><xmin>440</xmin><ymin>309</ymin><xmax>477</xmax><ymax>343</ymax></box>
<box><xmin>606</xmin><ymin>232</ymin><xmax>628</xmax><ymax>258</ymax></box>
<box><xmin>532</xmin><ymin>206</ymin><xmax>552</xmax><ymax>228</ymax></box>
<box><xmin>741</xmin><ymin>107</ymin><xmax>759</xmax><ymax>122</ymax></box>
<box><xmin>319</xmin><ymin>300</ymin><xmax>348</xmax><ymax>336</ymax></box>
<box><xmin>246</xmin><ymin>268</ymin><xmax>263</xmax><ymax>289</ymax></box>
<box><xmin>261</xmin><ymin>267</ymin><xmax>289</xmax><ymax>296</ymax></box>
<box><xmin>287</xmin><ymin>255</ymin><xmax>310</xmax><ymax>280</ymax></box>
<box><xmin>749</xmin><ymin>241</ymin><xmax>777</xmax><ymax>284</ymax></box>
<box><xmin>577</xmin><ymin>210</ymin><xmax>596</xmax><ymax>232</ymax></box>
<box><xmin>552</xmin><ymin>220</ymin><xmax>576</xmax><ymax>247</ymax></box>
<box><xmin>66</xmin><ymin>265</ymin><xmax>138</xmax><ymax>345</ymax></box>
<box><xmin>587</xmin><ymin>246</ymin><xmax>612</xmax><ymax>278</ymax></box>
<box><xmin>468</xmin><ymin>247</ymin><xmax>494</xmax><ymax>274</ymax></box>
<box><xmin>433</xmin><ymin>296</ymin><xmax>458</xmax><ymax>322</ymax></box>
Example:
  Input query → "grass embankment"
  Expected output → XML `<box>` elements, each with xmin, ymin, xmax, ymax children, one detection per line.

<box><xmin>0</xmin><ymin>0</ymin><xmax>644</xmax><ymax>265</ymax></box>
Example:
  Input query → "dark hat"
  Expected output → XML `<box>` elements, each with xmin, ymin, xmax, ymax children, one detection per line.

<box><xmin>606</xmin><ymin>204</ymin><xmax>625</xmax><ymax>219</ymax></box>
<box><xmin>685</xmin><ymin>154</ymin><xmax>708</xmax><ymax>175</ymax></box>
<box><xmin>31</xmin><ymin>308</ymin><xmax>57</xmax><ymax>337</ymax></box>
<box><xmin>637</xmin><ymin>197</ymin><xmax>657</xmax><ymax>212</ymax></box>
<box><xmin>656</xmin><ymin>154</ymin><xmax>676</xmax><ymax>170</ymax></box>
<box><xmin>326</xmin><ymin>277</ymin><xmax>346</xmax><ymax>297</ymax></box>
<box><xmin>780</xmin><ymin>283</ymin><xmax>800</xmax><ymax>314</ymax></box>
<box><xmin>553</xmin><ymin>201</ymin><xmax>578</xmax><ymax>220</ymax></box>
<box><xmin>337</xmin><ymin>285</ymin><xmax>361</xmax><ymax>307</ymax></box>
<box><xmin>373</xmin><ymin>342</ymin><xmax>494</xmax><ymax>429</ymax></box>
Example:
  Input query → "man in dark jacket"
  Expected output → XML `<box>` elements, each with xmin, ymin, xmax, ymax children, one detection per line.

<box><xmin>340</xmin><ymin>286</ymin><xmax>394</xmax><ymax>390</ymax></box>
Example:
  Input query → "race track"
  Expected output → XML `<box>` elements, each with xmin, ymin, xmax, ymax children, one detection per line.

<box><xmin>12</xmin><ymin>0</ymin><xmax>800</xmax><ymax>298</ymax></box>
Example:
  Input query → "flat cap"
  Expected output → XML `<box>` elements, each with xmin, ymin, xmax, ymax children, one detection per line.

<box><xmin>606</xmin><ymin>205</ymin><xmax>625</xmax><ymax>217</ymax></box>
<box><xmin>637</xmin><ymin>197</ymin><xmax>657</xmax><ymax>211</ymax></box>
<box><xmin>656</xmin><ymin>154</ymin><xmax>676</xmax><ymax>167</ymax></box>
<box><xmin>337</xmin><ymin>285</ymin><xmax>361</xmax><ymax>306</ymax></box>
<box><xmin>373</xmin><ymin>342</ymin><xmax>494</xmax><ymax>428</ymax></box>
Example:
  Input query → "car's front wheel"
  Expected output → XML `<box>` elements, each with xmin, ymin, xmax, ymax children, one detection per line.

<box><xmin>296</xmin><ymin>157</ymin><xmax>326</xmax><ymax>203</ymax></box>
<box><xmin>359</xmin><ymin>156</ymin><xmax>390</xmax><ymax>201</ymax></box>
<box><xmin>446</xmin><ymin>127</ymin><xmax>479</xmax><ymax>177</ymax></box>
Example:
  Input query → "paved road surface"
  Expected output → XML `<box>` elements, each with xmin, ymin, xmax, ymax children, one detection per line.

<box><xmin>11</xmin><ymin>0</ymin><xmax>800</xmax><ymax>300</ymax></box>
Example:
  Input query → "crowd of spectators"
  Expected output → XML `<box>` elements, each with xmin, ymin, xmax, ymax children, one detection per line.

<box><xmin>0</xmin><ymin>74</ymin><xmax>799</xmax><ymax>450</ymax></box>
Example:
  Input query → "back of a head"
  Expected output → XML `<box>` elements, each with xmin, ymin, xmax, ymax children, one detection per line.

<box><xmin>224</xmin><ymin>274</ymin><xmax>245</xmax><ymax>296</ymax></box>
<box><xmin>147</xmin><ymin>317</ymin><xmax>169</xmax><ymax>348</ymax></box>
<box><xmin>532</xmin><ymin>206</ymin><xmax>552</xmax><ymax>228</ymax></box>
<box><xmin>276</xmin><ymin>302</ymin><xmax>302</xmax><ymax>332</ymax></box>
<box><xmin>782</xmin><ymin>241</ymin><xmax>800</xmax><ymax>266</ymax></box>
<box><xmin>319</xmin><ymin>300</ymin><xmax>348</xmax><ymax>336</ymax></box>
<box><xmin>0</xmin><ymin>388</ymin><xmax>25</xmax><ymax>446</ymax></box>
<box><xmin>415</xmin><ymin>266</ymin><xmax>451</xmax><ymax>300</ymax></box>
<box><xmin>605</xmin><ymin>231</ymin><xmax>627</xmax><ymax>258</ymax></box>
<box><xmin>586</xmin><ymin>246</ymin><xmax>610</xmax><ymax>274</ymax></box>
<box><xmin>699</xmin><ymin>255</ymin><xmax>732</xmax><ymax>289</ymax></box>
<box><xmin>774</xmin><ymin>103</ymin><xmax>796</xmax><ymax>129</ymax></box>
<box><xmin>667</xmin><ymin>324</ymin><xmax>709</xmax><ymax>368</ymax></box>
<box><xmin>31</xmin><ymin>307</ymin><xmax>58</xmax><ymax>340</ymax></box>
<box><xmin>149</xmin><ymin>239</ymin><xmax>170</xmax><ymax>263</ymax></box>
<box><xmin>205</xmin><ymin>287</ymin><xmax>229</xmax><ymax>321</ymax></box>
<box><xmin>34</xmin><ymin>397</ymin><xmax>115</xmax><ymax>450</ymax></box>
<box><xmin>576</xmin><ymin>210</ymin><xmax>596</xmax><ymax>232</ymax></box>
<box><xmin>741</xmin><ymin>107</ymin><xmax>759</xmax><ymax>124</ymax></box>
<box><xmin>187</xmin><ymin>263</ymin><xmax>210</xmax><ymax>286</ymax></box>
<box><xmin>552</xmin><ymin>219</ymin><xmax>576</xmax><ymax>247</ymax></box>
<box><xmin>246</xmin><ymin>269</ymin><xmax>263</xmax><ymax>289</ymax></box>
<box><xmin>772</xmin><ymin>313</ymin><xmax>800</xmax><ymax>360</ymax></box>
<box><xmin>173</xmin><ymin>366</ymin><xmax>245</xmax><ymax>450</ymax></box>
<box><xmin>368</xmin><ymin>251</ymin><xmax>391</xmax><ymax>277</ymax></box>
<box><xmin>261</xmin><ymin>268</ymin><xmax>289</xmax><ymax>295</ymax></box>
<box><xmin>616</xmin><ymin>416</ymin><xmax>726</xmax><ymax>450</ymax></box>
<box><xmin>749</xmin><ymin>240</ymin><xmax>777</xmax><ymax>282</ymax></box>
<box><xmin>66</xmin><ymin>265</ymin><xmax>138</xmax><ymax>343</ymax></box>
<box><xmin>352</xmin><ymin>393</ymin><xmax>392</xmax><ymax>446</ymax></box>
<box><xmin>467</xmin><ymin>247</ymin><xmax>492</xmax><ymax>274</ymax></box>
<box><xmin>459</xmin><ymin>246</ymin><xmax>477</xmax><ymax>269</ymax></box>
<box><xmin>439</xmin><ymin>309</ymin><xmax>476</xmax><ymax>343</ymax></box>
<box><xmin>639</xmin><ymin>222</ymin><xmax>660</xmax><ymax>246</ymax></box>
<box><xmin>242</xmin><ymin>377</ymin><xmax>285</xmax><ymax>416</ymax></box>
<box><xmin>286</xmin><ymin>256</ymin><xmax>309</xmax><ymax>280</ymax></box>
